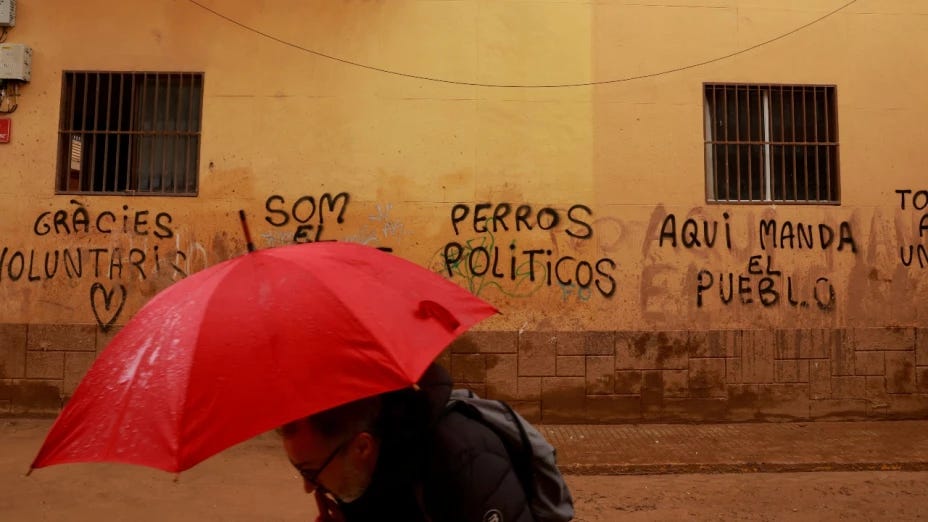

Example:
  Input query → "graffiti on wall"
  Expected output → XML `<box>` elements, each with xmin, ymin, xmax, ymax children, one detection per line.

<box><xmin>897</xmin><ymin>189</ymin><xmax>928</xmax><ymax>268</ymax></box>
<box><xmin>435</xmin><ymin>203</ymin><xmax>617</xmax><ymax>300</ymax></box>
<box><xmin>262</xmin><ymin>192</ymin><xmax>397</xmax><ymax>251</ymax></box>
<box><xmin>9</xmin><ymin>194</ymin><xmax>914</xmax><ymax>330</ymax></box>
<box><xmin>9</xmin><ymin>193</ymin><xmax>400</xmax><ymax>331</ymax></box>
<box><xmin>264</xmin><ymin>193</ymin><xmax>349</xmax><ymax>244</ymax></box>
<box><xmin>656</xmin><ymin>211</ymin><xmax>858</xmax><ymax>311</ymax></box>
<box><xmin>1</xmin><ymin>200</ymin><xmax>208</xmax><ymax>330</ymax></box>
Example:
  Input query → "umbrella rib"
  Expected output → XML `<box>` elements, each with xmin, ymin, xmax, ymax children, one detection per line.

<box><xmin>167</xmin><ymin>260</ymin><xmax>241</xmax><ymax>471</ymax></box>
<box><xmin>100</xmin><ymin>335</ymin><xmax>172</xmax><ymax>469</ymax></box>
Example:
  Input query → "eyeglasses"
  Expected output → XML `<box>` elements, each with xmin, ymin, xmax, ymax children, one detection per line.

<box><xmin>296</xmin><ymin>435</ymin><xmax>355</xmax><ymax>489</ymax></box>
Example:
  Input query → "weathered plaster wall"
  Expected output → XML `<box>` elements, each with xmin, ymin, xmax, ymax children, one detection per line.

<box><xmin>1</xmin><ymin>0</ymin><xmax>926</xmax><ymax>421</ymax></box>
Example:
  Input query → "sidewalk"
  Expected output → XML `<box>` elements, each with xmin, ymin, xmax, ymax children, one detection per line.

<box><xmin>7</xmin><ymin>418</ymin><xmax>928</xmax><ymax>476</ymax></box>
<box><xmin>540</xmin><ymin>420</ymin><xmax>928</xmax><ymax>475</ymax></box>
<box><xmin>5</xmin><ymin>418</ymin><xmax>928</xmax><ymax>521</ymax></box>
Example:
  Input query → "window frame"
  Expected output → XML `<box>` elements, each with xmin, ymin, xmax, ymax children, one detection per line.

<box><xmin>703</xmin><ymin>82</ymin><xmax>840</xmax><ymax>205</ymax></box>
<box><xmin>55</xmin><ymin>70</ymin><xmax>205</xmax><ymax>197</ymax></box>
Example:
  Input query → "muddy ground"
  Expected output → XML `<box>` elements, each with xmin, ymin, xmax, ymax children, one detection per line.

<box><xmin>4</xmin><ymin>419</ymin><xmax>927</xmax><ymax>521</ymax></box>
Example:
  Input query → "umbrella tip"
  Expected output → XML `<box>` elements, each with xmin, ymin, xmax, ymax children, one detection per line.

<box><xmin>412</xmin><ymin>383</ymin><xmax>421</xmax><ymax>392</ymax></box>
<box><xmin>25</xmin><ymin>466</ymin><xmax>34</xmax><ymax>477</ymax></box>
<box><xmin>173</xmin><ymin>473</ymin><xmax>181</xmax><ymax>483</ymax></box>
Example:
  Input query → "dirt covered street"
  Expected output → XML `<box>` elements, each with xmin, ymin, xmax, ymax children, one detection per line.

<box><xmin>4</xmin><ymin>419</ymin><xmax>928</xmax><ymax>521</ymax></box>
<box><xmin>567</xmin><ymin>473</ymin><xmax>928</xmax><ymax>521</ymax></box>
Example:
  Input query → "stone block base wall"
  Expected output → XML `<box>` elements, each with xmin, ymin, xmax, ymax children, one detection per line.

<box><xmin>438</xmin><ymin>328</ymin><xmax>928</xmax><ymax>423</ymax></box>
<box><xmin>0</xmin><ymin>324</ymin><xmax>118</xmax><ymax>415</ymax></box>
<box><xmin>2</xmin><ymin>324</ymin><xmax>927</xmax><ymax>422</ymax></box>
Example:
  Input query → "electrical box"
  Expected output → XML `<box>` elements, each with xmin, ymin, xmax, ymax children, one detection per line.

<box><xmin>0</xmin><ymin>43</ymin><xmax>30</xmax><ymax>81</ymax></box>
<box><xmin>0</xmin><ymin>0</ymin><xmax>15</xmax><ymax>27</ymax></box>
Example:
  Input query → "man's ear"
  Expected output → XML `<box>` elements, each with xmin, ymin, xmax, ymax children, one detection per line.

<box><xmin>352</xmin><ymin>432</ymin><xmax>379</xmax><ymax>462</ymax></box>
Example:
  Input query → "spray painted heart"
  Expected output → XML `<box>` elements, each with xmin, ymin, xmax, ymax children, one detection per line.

<box><xmin>90</xmin><ymin>282</ymin><xmax>126</xmax><ymax>332</ymax></box>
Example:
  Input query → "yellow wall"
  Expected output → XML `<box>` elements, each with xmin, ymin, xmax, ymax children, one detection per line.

<box><xmin>2</xmin><ymin>0</ymin><xmax>927</xmax><ymax>419</ymax></box>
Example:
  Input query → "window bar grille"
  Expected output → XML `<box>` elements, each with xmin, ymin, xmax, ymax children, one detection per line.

<box><xmin>734</xmin><ymin>86</ymin><xmax>742</xmax><ymax>201</ymax></box>
<box><xmin>710</xmin><ymin>86</ymin><xmax>716</xmax><ymax>200</ymax></box>
<box><xmin>162</xmin><ymin>74</ymin><xmax>172</xmax><ymax>193</ymax></box>
<box><xmin>710</xmin><ymin>87</ymin><xmax>717</xmax><ymax>200</ymax></box>
<box><xmin>715</xmin><ymin>84</ymin><xmax>731</xmax><ymax>200</ymax></box>
<box><xmin>146</xmin><ymin>74</ymin><xmax>158</xmax><ymax>191</ymax></box>
<box><xmin>746</xmin><ymin>86</ymin><xmax>752</xmax><ymax>201</ymax></box>
<box><xmin>824</xmin><ymin>87</ymin><xmax>832</xmax><ymax>200</ymax></box>
<box><xmin>160</xmin><ymin>74</ymin><xmax>168</xmax><ymax>192</ymax></box>
<box><xmin>721</xmin><ymin>86</ymin><xmax>729</xmax><ymax>201</ymax></box>
<box><xmin>744</xmin><ymin>86</ymin><xmax>751</xmax><ymax>202</ymax></box>
<box><xmin>60</xmin><ymin>73</ymin><xmax>70</xmax><ymax>190</ymax></box>
<box><xmin>80</xmin><ymin>73</ymin><xmax>90</xmax><ymax>191</ymax></box>
<box><xmin>125</xmin><ymin>73</ymin><xmax>134</xmax><ymax>192</ymax></box>
<box><xmin>135</xmin><ymin>72</ymin><xmax>145</xmax><ymax>191</ymax></box>
<box><xmin>173</xmin><ymin>74</ymin><xmax>183</xmax><ymax>193</ymax></box>
<box><xmin>790</xmin><ymin>86</ymin><xmax>798</xmax><ymax>202</ymax></box>
<box><xmin>704</xmin><ymin>83</ymin><xmax>837</xmax><ymax>204</ymax></box>
<box><xmin>748</xmin><ymin>85</ymin><xmax>753</xmax><ymax>201</ymax></box>
<box><xmin>184</xmin><ymin>73</ymin><xmax>194</xmax><ymax>193</ymax></box>
<box><xmin>115</xmin><ymin>73</ymin><xmax>125</xmax><ymax>192</ymax></box>
<box><xmin>715</xmin><ymin>86</ymin><xmax>722</xmax><ymax>201</ymax></box>
<box><xmin>753</xmin><ymin>86</ymin><xmax>760</xmax><ymax>201</ymax></box>
<box><xmin>57</xmin><ymin>71</ymin><xmax>204</xmax><ymax>195</ymax></box>
<box><xmin>756</xmin><ymin>85</ymin><xmax>763</xmax><ymax>201</ymax></box>
<box><xmin>762</xmin><ymin>88</ymin><xmax>772</xmax><ymax>202</ymax></box>
<box><xmin>101</xmin><ymin>73</ymin><xmax>112</xmax><ymax>191</ymax></box>
<box><xmin>726</xmin><ymin>85</ymin><xmax>732</xmax><ymax>201</ymax></box>
<box><xmin>813</xmin><ymin>87</ymin><xmax>820</xmax><ymax>201</ymax></box>
<box><xmin>779</xmin><ymin>86</ymin><xmax>786</xmax><ymax>201</ymax></box>
<box><xmin>155</xmin><ymin>74</ymin><xmax>163</xmax><ymax>192</ymax></box>
<box><xmin>801</xmin><ymin>87</ymin><xmax>808</xmax><ymax>200</ymax></box>
<box><xmin>88</xmin><ymin>73</ymin><xmax>100</xmax><ymax>187</ymax></box>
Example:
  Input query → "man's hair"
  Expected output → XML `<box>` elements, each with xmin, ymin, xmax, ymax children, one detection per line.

<box><xmin>278</xmin><ymin>394</ymin><xmax>383</xmax><ymax>440</ymax></box>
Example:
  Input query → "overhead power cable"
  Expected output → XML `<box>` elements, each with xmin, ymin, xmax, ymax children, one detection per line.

<box><xmin>186</xmin><ymin>0</ymin><xmax>858</xmax><ymax>88</ymax></box>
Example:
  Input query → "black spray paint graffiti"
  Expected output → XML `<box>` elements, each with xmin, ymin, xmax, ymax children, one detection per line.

<box><xmin>90</xmin><ymin>282</ymin><xmax>126</xmax><ymax>332</ymax></box>
<box><xmin>897</xmin><ymin>189</ymin><xmax>928</xmax><ymax>268</ymax></box>
<box><xmin>34</xmin><ymin>200</ymin><xmax>174</xmax><ymax>238</ymax></box>
<box><xmin>657</xmin><ymin>212</ymin><xmax>853</xmax><ymax>311</ymax></box>
<box><xmin>433</xmin><ymin>231</ymin><xmax>547</xmax><ymax>298</ymax></box>
<box><xmin>10</xmin><ymin>201</ymin><xmax>200</xmax><ymax>330</ymax></box>
<box><xmin>696</xmin><ymin>255</ymin><xmax>836</xmax><ymax>310</ymax></box>
<box><xmin>758</xmin><ymin>220</ymin><xmax>857</xmax><ymax>252</ymax></box>
<box><xmin>0</xmin><ymin>246</ymin><xmax>194</xmax><ymax>283</ymax></box>
<box><xmin>440</xmin><ymin>203</ymin><xmax>617</xmax><ymax>299</ymax></box>
<box><xmin>658</xmin><ymin>212</ymin><xmax>733</xmax><ymax>249</ymax></box>
<box><xmin>264</xmin><ymin>193</ymin><xmax>349</xmax><ymax>243</ymax></box>
<box><xmin>657</xmin><ymin>213</ymin><xmax>858</xmax><ymax>252</ymax></box>
<box><xmin>263</xmin><ymin>192</ymin><xmax>393</xmax><ymax>251</ymax></box>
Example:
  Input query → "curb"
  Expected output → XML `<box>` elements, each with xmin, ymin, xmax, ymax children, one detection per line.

<box><xmin>559</xmin><ymin>461</ymin><xmax>928</xmax><ymax>476</ymax></box>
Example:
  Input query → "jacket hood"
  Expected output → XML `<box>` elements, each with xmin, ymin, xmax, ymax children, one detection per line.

<box><xmin>416</xmin><ymin>362</ymin><xmax>453</xmax><ymax>423</ymax></box>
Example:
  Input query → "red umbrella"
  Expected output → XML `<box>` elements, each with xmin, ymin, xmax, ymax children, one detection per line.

<box><xmin>30</xmin><ymin>241</ymin><xmax>497</xmax><ymax>473</ymax></box>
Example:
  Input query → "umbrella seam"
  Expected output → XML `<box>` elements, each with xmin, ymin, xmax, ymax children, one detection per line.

<box><xmin>268</xmin><ymin>251</ymin><xmax>413</xmax><ymax>380</ymax></box>
<box><xmin>172</xmin><ymin>258</ymin><xmax>241</xmax><ymax>471</ymax></box>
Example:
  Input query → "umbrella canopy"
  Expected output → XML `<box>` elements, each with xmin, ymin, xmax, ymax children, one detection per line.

<box><xmin>31</xmin><ymin>242</ymin><xmax>497</xmax><ymax>473</ymax></box>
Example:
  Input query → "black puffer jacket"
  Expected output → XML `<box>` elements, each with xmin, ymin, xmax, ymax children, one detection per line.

<box><xmin>339</xmin><ymin>364</ymin><xmax>532</xmax><ymax>522</ymax></box>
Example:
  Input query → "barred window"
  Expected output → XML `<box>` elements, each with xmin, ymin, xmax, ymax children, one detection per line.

<box><xmin>704</xmin><ymin>84</ymin><xmax>839</xmax><ymax>204</ymax></box>
<box><xmin>57</xmin><ymin>71</ymin><xmax>204</xmax><ymax>195</ymax></box>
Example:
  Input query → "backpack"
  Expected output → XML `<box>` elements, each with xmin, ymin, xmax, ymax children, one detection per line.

<box><xmin>444</xmin><ymin>389</ymin><xmax>574</xmax><ymax>522</ymax></box>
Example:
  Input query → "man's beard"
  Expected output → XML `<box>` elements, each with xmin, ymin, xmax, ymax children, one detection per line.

<box><xmin>332</xmin><ymin>457</ymin><xmax>373</xmax><ymax>504</ymax></box>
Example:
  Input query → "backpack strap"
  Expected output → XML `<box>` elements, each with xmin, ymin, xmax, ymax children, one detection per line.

<box><xmin>443</xmin><ymin>395</ymin><xmax>536</xmax><ymax>504</ymax></box>
<box><xmin>495</xmin><ymin>399</ymin><xmax>537</xmax><ymax>503</ymax></box>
